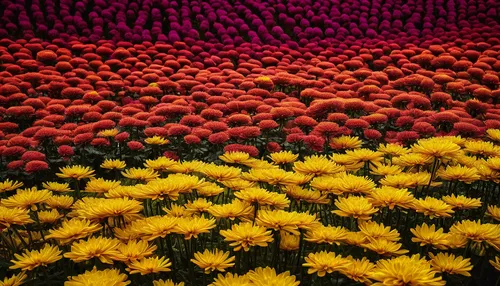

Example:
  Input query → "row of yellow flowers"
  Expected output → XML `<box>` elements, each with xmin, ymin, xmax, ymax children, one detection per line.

<box><xmin>0</xmin><ymin>135</ymin><xmax>500</xmax><ymax>285</ymax></box>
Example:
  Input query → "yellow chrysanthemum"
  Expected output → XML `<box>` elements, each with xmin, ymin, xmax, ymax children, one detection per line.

<box><xmin>361</xmin><ymin>238</ymin><xmax>409</xmax><ymax>256</ymax></box>
<box><xmin>153</xmin><ymin>279</ymin><xmax>184</xmax><ymax>286</ymax></box>
<box><xmin>369</xmin><ymin>163</ymin><xmax>403</xmax><ymax>176</ymax></box>
<box><xmin>0</xmin><ymin>179</ymin><xmax>23</xmax><ymax>193</ymax></box>
<box><xmin>64</xmin><ymin>236</ymin><xmax>121</xmax><ymax>264</ymax></box>
<box><xmin>303</xmin><ymin>251</ymin><xmax>349</xmax><ymax>277</ymax></box>
<box><xmin>42</xmin><ymin>181</ymin><xmax>71</xmax><ymax>192</ymax></box>
<box><xmin>429</xmin><ymin>252</ymin><xmax>473</xmax><ymax>277</ymax></box>
<box><xmin>191</xmin><ymin>249</ymin><xmax>235</xmax><ymax>274</ymax></box>
<box><xmin>412</xmin><ymin>138</ymin><xmax>461</xmax><ymax>160</ymax></box>
<box><xmin>101</xmin><ymin>159</ymin><xmax>127</xmax><ymax>170</ymax></box>
<box><xmin>209</xmin><ymin>272</ymin><xmax>251</xmax><ymax>286</ymax></box>
<box><xmin>97</xmin><ymin>128</ymin><xmax>119</xmax><ymax>137</ymax></box>
<box><xmin>201</xmin><ymin>163</ymin><xmax>241</xmax><ymax>181</ymax></box>
<box><xmin>449</xmin><ymin>220</ymin><xmax>500</xmax><ymax>247</ymax></box>
<box><xmin>411</xmin><ymin>197</ymin><xmax>455</xmax><ymax>218</ymax></box>
<box><xmin>332</xmin><ymin>196</ymin><xmax>378</xmax><ymax>220</ymax></box>
<box><xmin>293</xmin><ymin>155</ymin><xmax>345</xmax><ymax>176</ymax></box>
<box><xmin>344</xmin><ymin>148</ymin><xmax>384</xmax><ymax>163</ymax></box>
<box><xmin>441</xmin><ymin>194</ymin><xmax>482</xmax><ymax>210</ymax></box>
<box><xmin>219</xmin><ymin>151</ymin><xmax>255</xmax><ymax>164</ymax></box>
<box><xmin>377</xmin><ymin>143</ymin><xmax>410</xmax><ymax>157</ymax></box>
<box><xmin>0</xmin><ymin>272</ymin><xmax>27</xmax><ymax>286</ymax></box>
<box><xmin>464</xmin><ymin>140</ymin><xmax>500</xmax><ymax>157</ymax></box>
<box><xmin>0</xmin><ymin>206</ymin><xmax>33</xmax><ymax>228</ymax></box>
<box><xmin>359</xmin><ymin>221</ymin><xmax>400</xmax><ymax>242</ymax></box>
<box><xmin>490</xmin><ymin>256</ymin><xmax>500</xmax><ymax>271</ymax></box>
<box><xmin>57</xmin><ymin>165</ymin><xmax>95</xmax><ymax>180</ymax></box>
<box><xmin>369</xmin><ymin>254</ymin><xmax>445</xmax><ymax>286</ymax></box>
<box><xmin>487</xmin><ymin>205</ymin><xmax>500</xmax><ymax>221</ymax></box>
<box><xmin>282</xmin><ymin>185</ymin><xmax>330</xmax><ymax>205</ymax></box>
<box><xmin>2</xmin><ymin>188</ymin><xmax>52</xmax><ymax>210</ymax></box>
<box><xmin>10</xmin><ymin>244</ymin><xmax>62</xmax><ymax>271</ymax></box>
<box><xmin>126</xmin><ymin>256</ymin><xmax>171</xmax><ymax>275</ymax></box>
<box><xmin>255</xmin><ymin>210</ymin><xmax>303</xmax><ymax>235</ymax></box>
<box><xmin>207</xmin><ymin>200</ymin><xmax>254</xmax><ymax>221</ymax></box>
<box><xmin>220</xmin><ymin>222</ymin><xmax>274</xmax><ymax>251</ymax></box>
<box><xmin>246</xmin><ymin>267</ymin><xmax>300</xmax><ymax>286</ymax></box>
<box><xmin>305</xmin><ymin>225</ymin><xmax>349</xmax><ymax>245</ymax></box>
<box><xmin>174</xmin><ymin>216</ymin><xmax>216</xmax><ymax>239</ymax></box>
<box><xmin>487</xmin><ymin>129</ymin><xmax>500</xmax><ymax>142</ymax></box>
<box><xmin>121</xmin><ymin>168</ymin><xmax>159</xmax><ymax>181</ymax></box>
<box><xmin>46</xmin><ymin>218</ymin><xmax>102</xmax><ymax>245</ymax></box>
<box><xmin>330</xmin><ymin>136</ymin><xmax>363</xmax><ymax>150</ymax></box>
<box><xmin>145</xmin><ymin>136</ymin><xmax>169</xmax><ymax>145</ymax></box>
<box><xmin>84</xmin><ymin>178</ymin><xmax>121</xmax><ymax>193</ymax></box>
<box><xmin>268</xmin><ymin>151</ymin><xmax>299</xmax><ymax>164</ymax></box>
<box><xmin>410</xmin><ymin>223</ymin><xmax>449</xmax><ymax>250</ymax></box>
<box><xmin>340</xmin><ymin>257</ymin><xmax>374</xmax><ymax>284</ymax></box>
<box><xmin>38</xmin><ymin>209</ymin><xmax>63</xmax><ymax>224</ymax></box>
<box><xmin>65</xmin><ymin>267</ymin><xmax>130</xmax><ymax>286</ymax></box>
<box><xmin>70</xmin><ymin>197</ymin><xmax>143</xmax><ymax>220</ymax></box>
<box><xmin>144</xmin><ymin>157</ymin><xmax>177</xmax><ymax>172</ymax></box>
<box><xmin>280</xmin><ymin>232</ymin><xmax>300</xmax><ymax>251</ymax></box>
<box><xmin>112</xmin><ymin>240</ymin><xmax>157</xmax><ymax>263</ymax></box>
<box><xmin>437</xmin><ymin>165</ymin><xmax>480</xmax><ymax>183</ymax></box>
<box><xmin>368</xmin><ymin>186</ymin><xmax>414</xmax><ymax>210</ymax></box>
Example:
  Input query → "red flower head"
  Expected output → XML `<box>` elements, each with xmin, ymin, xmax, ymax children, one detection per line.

<box><xmin>396</xmin><ymin>131</ymin><xmax>420</xmax><ymax>145</ymax></box>
<box><xmin>167</xmin><ymin>124</ymin><xmax>192</xmax><ymax>137</ymax></box>
<box><xmin>344</xmin><ymin>119</ymin><xmax>369</xmax><ymax>130</ymax></box>
<box><xmin>184</xmin><ymin>134</ymin><xmax>201</xmax><ymax>145</ymax></box>
<box><xmin>312</xmin><ymin>122</ymin><xmax>340</xmax><ymax>138</ymax></box>
<box><xmin>127</xmin><ymin>141</ymin><xmax>144</xmax><ymax>151</ymax></box>
<box><xmin>180</xmin><ymin>115</ymin><xmax>206</xmax><ymax>127</ymax></box>
<box><xmin>432</xmin><ymin>112</ymin><xmax>460</xmax><ymax>124</ymax></box>
<box><xmin>191</xmin><ymin>128</ymin><xmax>212</xmax><ymax>139</ymax></box>
<box><xmin>2</xmin><ymin>146</ymin><xmax>26</xmax><ymax>157</ymax></box>
<box><xmin>65</xmin><ymin>105</ymin><xmax>90</xmax><ymax>117</ymax></box>
<box><xmin>303</xmin><ymin>135</ymin><xmax>326</xmax><ymax>152</ymax></box>
<box><xmin>306</xmin><ymin>99</ymin><xmax>345</xmax><ymax>120</ymax></box>
<box><xmin>465</xmin><ymin>100</ymin><xmax>489</xmax><ymax>115</ymax></box>
<box><xmin>228</xmin><ymin>126</ymin><xmax>261</xmax><ymax>140</ymax></box>
<box><xmin>115</xmin><ymin>132</ymin><xmax>130</xmax><ymax>142</ymax></box>
<box><xmin>266</xmin><ymin>142</ymin><xmax>282</xmax><ymax>153</ymax></box>
<box><xmin>453</xmin><ymin>122</ymin><xmax>481</xmax><ymax>137</ymax></box>
<box><xmin>92</xmin><ymin>120</ymin><xmax>116</xmax><ymax>132</ymax></box>
<box><xmin>203</xmin><ymin>121</ymin><xmax>229</xmax><ymax>132</ymax></box>
<box><xmin>21</xmin><ymin>151</ymin><xmax>46</xmax><ymax>162</ymax></box>
<box><xmin>224</xmin><ymin>144</ymin><xmax>259</xmax><ymax>157</ymax></box>
<box><xmin>259</xmin><ymin>120</ymin><xmax>279</xmax><ymax>130</ymax></box>
<box><xmin>270</xmin><ymin>107</ymin><xmax>294</xmax><ymax>120</ymax></box>
<box><xmin>412</xmin><ymin>122</ymin><xmax>436</xmax><ymax>136</ymax></box>
<box><xmin>53</xmin><ymin>136</ymin><xmax>73</xmax><ymax>146</ymax></box>
<box><xmin>57</xmin><ymin>145</ymin><xmax>74</xmax><ymax>157</ymax></box>
<box><xmin>227</xmin><ymin>114</ymin><xmax>252</xmax><ymax>126</ymax></box>
<box><xmin>6</xmin><ymin>106</ymin><xmax>35</xmax><ymax>117</ymax></box>
<box><xmin>200</xmin><ymin>109</ymin><xmax>224</xmax><ymax>120</ymax></box>
<box><xmin>208</xmin><ymin>132</ymin><xmax>230</xmax><ymax>144</ymax></box>
<box><xmin>395</xmin><ymin>116</ymin><xmax>415</xmax><ymax>128</ymax></box>
<box><xmin>294</xmin><ymin>116</ymin><xmax>318</xmax><ymax>127</ymax></box>
<box><xmin>25</xmin><ymin>160</ymin><xmax>49</xmax><ymax>173</ymax></box>
<box><xmin>144</xmin><ymin>127</ymin><xmax>168</xmax><ymax>137</ymax></box>
<box><xmin>7</xmin><ymin>136</ymin><xmax>32</xmax><ymax>147</ymax></box>
<box><xmin>163</xmin><ymin>151</ymin><xmax>179</xmax><ymax>161</ymax></box>
<box><xmin>7</xmin><ymin>160</ymin><xmax>24</xmax><ymax>170</ymax></box>
<box><xmin>91</xmin><ymin>138</ymin><xmax>111</xmax><ymax>147</ymax></box>
<box><xmin>286</xmin><ymin>133</ymin><xmax>305</xmax><ymax>144</ymax></box>
<box><xmin>61</xmin><ymin>87</ymin><xmax>85</xmax><ymax>99</ymax></box>
<box><xmin>36</xmin><ymin>50</ymin><xmax>57</xmax><ymax>63</ymax></box>
<box><xmin>364</xmin><ymin>129</ymin><xmax>382</xmax><ymax>140</ymax></box>
<box><xmin>73</xmin><ymin>133</ymin><xmax>94</xmax><ymax>145</ymax></box>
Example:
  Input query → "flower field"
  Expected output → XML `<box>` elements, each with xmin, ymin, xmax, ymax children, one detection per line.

<box><xmin>1</xmin><ymin>0</ymin><xmax>500</xmax><ymax>285</ymax></box>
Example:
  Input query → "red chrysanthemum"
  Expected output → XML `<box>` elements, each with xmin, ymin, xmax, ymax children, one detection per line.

<box><xmin>344</xmin><ymin>119</ymin><xmax>370</xmax><ymax>130</ymax></box>
<box><xmin>114</xmin><ymin>132</ymin><xmax>130</xmax><ymax>142</ymax></box>
<box><xmin>7</xmin><ymin>160</ymin><xmax>24</xmax><ymax>170</ymax></box>
<box><xmin>167</xmin><ymin>124</ymin><xmax>192</xmax><ymax>137</ymax></box>
<box><xmin>73</xmin><ymin>132</ymin><xmax>94</xmax><ymax>145</ymax></box>
<box><xmin>184</xmin><ymin>134</ymin><xmax>201</xmax><ymax>145</ymax></box>
<box><xmin>57</xmin><ymin>145</ymin><xmax>74</xmax><ymax>157</ymax></box>
<box><xmin>364</xmin><ymin>129</ymin><xmax>382</xmax><ymax>140</ymax></box>
<box><xmin>21</xmin><ymin>151</ymin><xmax>46</xmax><ymax>162</ymax></box>
<box><xmin>127</xmin><ymin>141</ymin><xmax>144</xmax><ymax>151</ymax></box>
<box><xmin>6</xmin><ymin>106</ymin><xmax>36</xmax><ymax>117</ymax></box>
<box><xmin>25</xmin><ymin>160</ymin><xmax>49</xmax><ymax>173</ymax></box>
<box><xmin>208</xmin><ymin>132</ymin><xmax>230</xmax><ymax>144</ymax></box>
<box><xmin>7</xmin><ymin>136</ymin><xmax>32</xmax><ymax>147</ymax></box>
<box><xmin>227</xmin><ymin>126</ymin><xmax>261</xmax><ymax>140</ymax></box>
<box><xmin>1</xmin><ymin>146</ymin><xmax>26</xmax><ymax>157</ymax></box>
<box><xmin>223</xmin><ymin>144</ymin><xmax>259</xmax><ymax>157</ymax></box>
<box><xmin>227</xmin><ymin>114</ymin><xmax>252</xmax><ymax>126</ymax></box>
<box><xmin>91</xmin><ymin>138</ymin><xmax>111</xmax><ymax>147</ymax></box>
<box><xmin>266</xmin><ymin>142</ymin><xmax>282</xmax><ymax>153</ymax></box>
<box><xmin>259</xmin><ymin>120</ymin><xmax>279</xmax><ymax>130</ymax></box>
<box><xmin>303</xmin><ymin>135</ymin><xmax>325</xmax><ymax>152</ymax></box>
<box><xmin>396</xmin><ymin>131</ymin><xmax>420</xmax><ymax>145</ymax></box>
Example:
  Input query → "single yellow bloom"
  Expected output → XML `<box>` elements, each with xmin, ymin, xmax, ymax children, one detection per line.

<box><xmin>126</xmin><ymin>256</ymin><xmax>171</xmax><ymax>275</ymax></box>
<box><xmin>191</xmin><ymin>249</ymin><xmax>235</xmax><ymax>274</ymax></box>
<box><xmin>65</xmin><ymin>267</ymin><xmax>130</xmax><ymax>286</ymax></box>
<box><xmin>10</xmin><ymin>244</ymin><xmax>62</xmax><ymax>271</ymax></box>
<box><xmin>57</xmin><ymin>165</ymin><xmax>95</xmax><ymax>180</ymax></box>
<box><xmin>429</xmin><ymin>252</ymin><xmax>472</xmax><ymax>277</ymax></box>
<box><xmin>101</xmin><ymin>159</ymin><xmax>127</xmax><ymax>170</ymax></box>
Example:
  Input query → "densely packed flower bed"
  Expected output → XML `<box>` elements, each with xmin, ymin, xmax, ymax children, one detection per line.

<box><xmin>1</xmin><ymin>0</ymin><xmax>500</xmax><ymax>285</ymax></box>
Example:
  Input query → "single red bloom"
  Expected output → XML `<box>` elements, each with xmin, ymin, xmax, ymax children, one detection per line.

<box><xmin>57</xmin><ymin>145</ymin><xmax>74</xmax><ymax>157</ymax></box>
<box><xmin>21</xmin><ymin>151</ymin><xmax>46</xmax><ymax>162</ymax></box>
<box><xmin>127</xmin><ymin>141</ymin><xmax>144</xmax><ymax>151</ymax></box>
<box><xmin>25</xmin><ymin>160</ymin><xmax>49</xmax><ymax>173</ymax></box>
